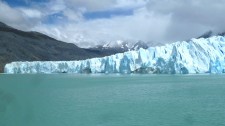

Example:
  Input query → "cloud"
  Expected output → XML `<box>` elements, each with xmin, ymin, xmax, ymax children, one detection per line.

<box><xmin>20</xmin><ymin>8</ymin><xmax>42</xmax><ymax>18</ymax></box>
<box><xmin>1</xmin><ymin>0</ymin><xmax>225</xmax><ymax>48</ymax></box>
<box><xmin>64</xmin><ymin>0</ymin><xmax>116</xmax><ymax>11</ymax></box>
<box><xmin>32</xmin><ymin>7</ymin><xmax>171</xmax><ymax>47</ymax></box>
<box><xmin>0</xmin><ymin>1</ymin><xmax>24</xmax><ymax>26</ymax></box>
<box><xmin>146</xmin><ymin>0</ymin><xmax>225</xmax><ymax>41</ymax></box>
<box><xmin>0</xmin><ymin>1</ymin><xmax>43</xmax><ymax>30</ymax></box>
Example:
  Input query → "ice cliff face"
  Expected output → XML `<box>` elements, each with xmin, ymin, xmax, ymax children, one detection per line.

<box><xmin>4</xmin><ymin>36</ymin><xmax>225</xmax><ymax>74</ymax></box>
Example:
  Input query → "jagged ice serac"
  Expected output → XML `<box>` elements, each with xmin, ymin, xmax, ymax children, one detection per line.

<box><xmin>4</xmin><ymin>36</ymin><xmax>225</xmax><ymax>74</ymax></box>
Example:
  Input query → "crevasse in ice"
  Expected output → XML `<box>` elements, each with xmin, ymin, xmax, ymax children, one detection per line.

<box><xmin>4</xmin><ymin>36</ymin><xmax>225</xmax><ymax>74</ymax></box>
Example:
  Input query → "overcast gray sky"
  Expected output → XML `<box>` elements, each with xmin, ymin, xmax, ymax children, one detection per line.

<box><xmin>0</xmin><ymin>0</ymin><xmax>225</xmax><ymax>47</ymax></box>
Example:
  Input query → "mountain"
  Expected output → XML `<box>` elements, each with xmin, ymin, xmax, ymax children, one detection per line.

<box><xmin>5</xmin><ymin>36</ymin><xmax>225</xmax><ymax>74</ymax></box>
<box><xmin>197</xmin><ymin>31</ymin><xmax>213</xmax><ymax>39</ymax></box>
<box><xmin>0</xmin><ymin>22</ymin><xmax>10</xmax><ymax>28</ymax></box>
<box><xmin>87</xmin><ymin>40</ymin><xmax>152</xmax><ymax>57</ymax></box>
<box><xmin>218</xmin><ymin>32</ymin><xmax>225</xmax><ymax>36</ymax></box>
<box><xmin>87</xmin><ymin>41</ymin><xmax>130</xmax><ymax>57</ymax></box>
<box><xmin>0</xmin><ymin>22</ymin><xmax>104</xmax><ymax>73</ymax></box>
<box><xmin>131</xmin><ymin>41</ymin><xmax>149</xmax><ymax>50</ymax></box>
<box><xmin>0</xmin><ymin>21</ymin><xmax>156</xmax><ymax>73</ymax></box>
<box><xmin>197</xmin><ymin>30</ymin><xmax>225</xmax><ymax>39</ymax></box>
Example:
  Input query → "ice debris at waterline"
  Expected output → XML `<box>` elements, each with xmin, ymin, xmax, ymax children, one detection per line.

<box><xmin>4</xmin><ymin>36</ymin><xmax>225</xmax><ymax>74</ymax></box>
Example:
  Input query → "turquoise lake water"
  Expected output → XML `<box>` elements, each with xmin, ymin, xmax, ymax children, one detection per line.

<box><xmin>0</xmin><ymin>74</ymin><xmax>225</xmax><ymax>126</ymax></box>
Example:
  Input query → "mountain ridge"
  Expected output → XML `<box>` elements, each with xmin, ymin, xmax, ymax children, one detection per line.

<box><xmin>0</xmin><ymin>21</ymin><xmax>153</xmax><ymax>73</ymax></box>
<box><xmin>0</xmin><ymin>22</ymin><xmax>103</xmax><ymax>72</ymax></box>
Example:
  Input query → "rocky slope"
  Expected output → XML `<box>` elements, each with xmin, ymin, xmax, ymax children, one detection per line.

<box><xmin>0</xmin><ymin>22</ymin><xmax>100</xmax><ymax>72</ymax></box>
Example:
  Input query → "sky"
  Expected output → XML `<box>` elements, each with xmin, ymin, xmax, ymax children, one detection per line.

<box><xmin>0</xmin><ymin>0</ymin><xmax>225</xmax><ymax>47</ymax></box>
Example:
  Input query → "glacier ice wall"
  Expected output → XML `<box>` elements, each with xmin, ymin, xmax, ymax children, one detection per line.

<box><xmin>4</xmin><ymin>36</ymin><xmax>225</xmax><ymax>74</ymax></box>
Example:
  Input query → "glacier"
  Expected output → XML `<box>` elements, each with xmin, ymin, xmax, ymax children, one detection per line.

<box><xmin>4</xmin><ymin>36</ymin><xmax>225</xmax><ymax>74</ymax></box>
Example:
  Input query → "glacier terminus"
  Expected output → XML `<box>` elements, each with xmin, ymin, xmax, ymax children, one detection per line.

<box><xmin>4</xmin><ymin>36</ymin><xmax>225</xmax><ymax>74</ymax></box>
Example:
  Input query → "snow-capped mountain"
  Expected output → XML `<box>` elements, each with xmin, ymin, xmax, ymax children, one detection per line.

<box><xmin>86</xmin><ymin>40</ymin><xmax>152</xmax><ymax>58</ymax></box>
<box><xmin>94</xmin><ymin>40</ymin><xmax>130</xmax><ymax>51</ymax></box>
<box><xmin>102</xmin><ymin>40</ymin><xmax>130</xmax><ymax>49</ymax></box>
<box><xmin>131</xmin><ymin>41</ymin><xmax>149</xmax><ymax>50</ymax></box>
<box><xmin>90</xmin><ymin>40</ymin><xmax>151</xmax><ymax>51</ymax></box>
<box><xmin>5</xmin><ymin>36</ymin><xmax>225</xmax><ymax>74</ymax></box>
